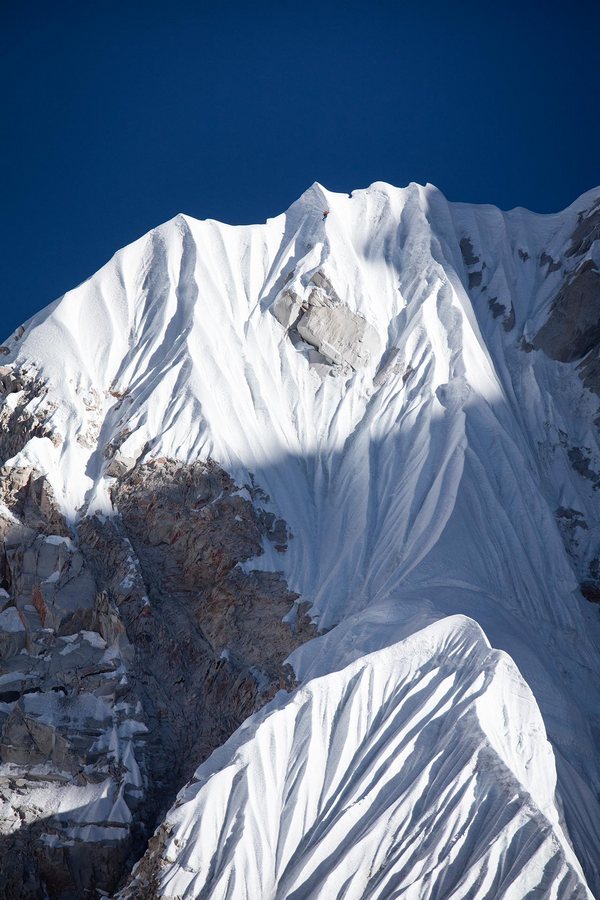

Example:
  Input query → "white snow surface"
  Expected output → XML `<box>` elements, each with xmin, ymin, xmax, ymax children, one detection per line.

<box><xmin>4</xmin><ymin>181</ymin><xmax>600</xmax><ymax>895</ymax></box>
<box><xmin>151</xmin><ymin>617</ymin><xmax>589</xmax><ymax>899</ymax></box>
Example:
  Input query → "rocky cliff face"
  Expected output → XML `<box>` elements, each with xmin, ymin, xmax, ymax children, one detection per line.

<box><xmin>0</xmin><ymin>444</ymin><xmax>312</xmax><ymax>897</ymax></box>
<box><xmin>527</xmin><ymin>197</ymin><xmax>600</xmax><ymax>601</ymax></box>
<box><xmin>0</xmin><ymin>467</ymin><xmax>141</xmax><ymax>897</ymax></box>
<box><xmin>534</xmin><ymin>200</ymin><xmax>600</xmax><ymax>371</ymax></box>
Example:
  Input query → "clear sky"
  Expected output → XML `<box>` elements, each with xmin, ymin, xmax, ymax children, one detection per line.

<box><xmin>2</xmin><ymin>0</ymin><xmax>599</xmax><ymax>338</ymax></box>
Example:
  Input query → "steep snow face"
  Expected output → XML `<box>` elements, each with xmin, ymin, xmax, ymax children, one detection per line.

<box><xmin>126</xmin><ymin>617</ymin><xmax>591</xmax><ymax>900</ymax></box>
<box><xmin>3</xmin><ymin>181</ymin><xmax>600</xmax><ymax>892</ymax></box>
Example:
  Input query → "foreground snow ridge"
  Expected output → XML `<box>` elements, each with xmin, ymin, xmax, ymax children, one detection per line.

<box><xmin>131</xmin><ymin>617</ymin><xmax>588</xmax><ymax>899</ymax></box>
<box><xmin>1</xmin><ymin>180</ymin><xmax>600</xmax><ymax>897</ymax></box>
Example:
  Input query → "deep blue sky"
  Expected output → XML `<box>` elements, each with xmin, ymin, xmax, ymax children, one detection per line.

<box><xmin>2</xmin><ymin>0</ymin><xmax>599</xmax><ymax>338</ymax></box>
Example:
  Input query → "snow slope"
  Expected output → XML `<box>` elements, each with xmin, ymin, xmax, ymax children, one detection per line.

<box><xmin>134</xmin><ymin>617</ymin><xmax>590</xmax><ymax>899</ymax></box>
<box><xmin>3</xmin><ymin>181</ymin><xmax>600</xmax><ymax>895</ymax></box>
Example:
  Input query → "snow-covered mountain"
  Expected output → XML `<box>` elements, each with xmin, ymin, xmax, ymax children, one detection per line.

<box><xmin>1</xmin><ymin>182</ymin><xmax>600</xmax><ymax>898</ymax></box>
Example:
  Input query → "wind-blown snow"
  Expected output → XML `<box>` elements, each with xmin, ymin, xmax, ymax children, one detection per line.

<box><xmin>142</xmin><ymin>617</ymin><xmax>591</xmax><ymax>899</ymax></box>
<box><xmin>4</xmin><ymin>181</ymin><xmax>600</xmax><ymax>895</ymax></box>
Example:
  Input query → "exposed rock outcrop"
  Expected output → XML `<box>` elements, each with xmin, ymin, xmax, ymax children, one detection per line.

<box><xmin>534</xmin><ymin>260</ymin><xmax>600</xmax><ymax>363</ymax></box>
<box><xmin>273</xmin><ymin>270</ymin><xmax>380</xmax><ymax>370</ymax></box>
<box><xmin>487</xmin><ymin>296</ymin><xmax>515</xmax><ymax>332</ymax></box>
<box><xmin>0</xmin><ymin>467</ymin><xmax>68</xmax><ymax>538</ymax></box>
<box><xmin>534</xmin><ymin>201</ymin><xmax>600</xmax><ymax>402</ymax></box>
<box><xmin>0</xmin><ymin>450</ymin><xmax>315</xmax><ymax>898</ymax></box>
<box><xmin>0</xmin><ymin>366</ymin><xmax>55</xmax><ymax>466</ymax></box>
<box><xmin>81</xmin><ymin>459</ymin><xmax>315</xmax><ymax>892</ymax></box>
<box><xmin>567</xmin><ymin>198</ymin><xmax>600</xmax><ymax>258</ymax></box>
<box><xmin>0</xmin><ymin>498</ymin><xmax>144</xmax><ymax>898</ymax></box>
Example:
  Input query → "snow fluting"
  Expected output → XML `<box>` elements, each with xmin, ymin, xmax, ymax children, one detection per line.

<box><xmin>1</xmin><ymin>181</ymin><xmax>600</xmax><ymax>897</ymax></box>
<box><xmin>125</xmin><ymin>617</ymin><xmax>590</xmax><ymax>900</ymax></box>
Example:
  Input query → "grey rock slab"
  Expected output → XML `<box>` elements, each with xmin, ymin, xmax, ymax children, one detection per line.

<box><xmin>296</xmin><ymin>304</ymin><xmax>380</xmax><ymax>369</ymax></box>
<box><xmin>534</xmin><ymin>260</ymin><xmax>600</xmax><ymax>363</ymax></box>
<box><xmin>273</xmin><ymin>290</ymin><xmax>304</xmax><ymax>330</ymax></box>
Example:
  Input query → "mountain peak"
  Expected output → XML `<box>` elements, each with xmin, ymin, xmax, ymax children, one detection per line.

<box><xmin>1</xmin><ymin>183</ymin><xmax>600</xmax><ymax>896</ymax></box>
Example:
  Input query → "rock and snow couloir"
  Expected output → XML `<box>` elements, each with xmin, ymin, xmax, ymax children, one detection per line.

<box><xmin>1</xmin><ymin>182</ymin><xmax>600</xmax><ymax>897</ymax></box>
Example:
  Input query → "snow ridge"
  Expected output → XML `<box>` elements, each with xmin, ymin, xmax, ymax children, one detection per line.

<box><xmin>133</xmin><ymin>618</ymin><xmax>590</xmax><ymax>899</ymax></box>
